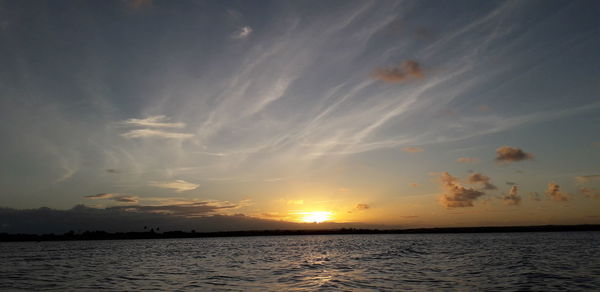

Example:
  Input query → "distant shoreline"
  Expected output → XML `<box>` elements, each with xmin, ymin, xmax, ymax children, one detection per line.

<box><xmin>1</xmin><ymin>224</ymin><xmax>599</xmax><ymax>242</ymax></box>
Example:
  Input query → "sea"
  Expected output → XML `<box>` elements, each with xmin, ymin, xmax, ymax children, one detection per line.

<box><xmin>1</xmin><ymin>232</ymin><xmax>599</xmax><ymax>291</ymax></box>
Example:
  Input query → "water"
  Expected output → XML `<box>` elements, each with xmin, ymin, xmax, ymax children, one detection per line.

<box><xmin>1</xmin><ymin>232</ymin><xmax>599</xmax><ymax>291</ymax></box>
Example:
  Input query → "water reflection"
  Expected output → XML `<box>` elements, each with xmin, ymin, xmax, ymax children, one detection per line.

<box><xmin>0</xmin><ymin>232</ymin><xmax>599</xmax><ymax>291</ymax></box>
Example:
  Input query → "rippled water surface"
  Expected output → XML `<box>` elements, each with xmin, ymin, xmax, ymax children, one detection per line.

<box><xmin>1</xmin><ymin>232</ymin><xmax>599</xmax><ymax>291</ymax></box>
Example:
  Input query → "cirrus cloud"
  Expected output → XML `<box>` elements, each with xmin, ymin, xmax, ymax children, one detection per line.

<box><xmin>123</xmin><ymin>115</ymin><xmax>186</xmax><ymax>128</ymax></box>
<box><xmin>121</xmin><ymin>129</ymin><xmax>195</xmax><ymax>139</ymax></box>
<box><xmin>149</xmin><ymin>180</ymin><xmax>199</xmax><ymax>192</ymax></box>
<box><xmin>120</xmin><ymin>115</ymin><xmax>194</xmax><ymax>139</ymax></box>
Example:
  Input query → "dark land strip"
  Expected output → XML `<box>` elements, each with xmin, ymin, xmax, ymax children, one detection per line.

<box><xmin>1</xmin><ymin>224</ymin><xmax>599</xmax><ymax>242</ymax></box>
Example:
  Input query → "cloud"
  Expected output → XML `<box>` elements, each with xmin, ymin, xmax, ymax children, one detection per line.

<box><xmin>120</xmin><ymin>115</ymin><xmax>193</xmax><ymax>139</ymax></box>
<box><xmin>456</xmin><ymin>157</ymin><xmax>478</xmax><ymax>163</ymax></box>
<box><xmin>495</xmin><ymin>146</ymin><xmax>533</xmax><ymax>163</ymax></box>
<box><xmin>529</xmin><ymin>192</ymin><xmax>542</xmax><ymax>201</ymax></box>
<box><xmin>372</xmin><ymin>60</ymin><xmax>423</xmax><ymax>83</ymax></box>
<box><xmin>84</xmin><ymin>193</ymin><xmax>138</xmax><ymax>204</ymax></box>
<box><xmin>123</xmin><ymin>115</ymin><xmax>185</xmax><ymax>128</ymax></box>
<box><xmin>85</xmin><ymin>193</ymin><xmax>115</xmax><ymax>199</ymax></box>
<box><xmin>261</xmin><ymin>212</ymin><xmax>288</xmax><ymax>218</ymax></box>
<box><xmin>0</xmin><ymin>205</ymin><xmax>389</xmax><ymax>234</ymax></box>
<box><xmin>438</xmin><ymin>172</ymin><xmax>486</xmax><ymax>208</ymax></box>
<box><xmin>232</xmin><ymin>26</ymin><xmax>253</xmax><ymax>39</ymax></box>
<box><xmin>150</xmin><ymin>180</ymin><xmax>199</xmax><ymax>192</ymax></box>
<box><xmin>467</xmin><ymin>173</ymin><xmax>497</xmax><ymax>190</ymax></box>
<box><xmin>355</xmin><ymin>203</ymin><xmax>370</xmax><ymax>210</ymax></box>
<box><xmin>287</xmin><ymin>200</ymin><xmax>304</xmax><ymax>205</ymax></box>
<box><xmin>403</xmin><ymin>146</ymin><xmax>424</xmax><ymax>153</ymax></box>
<box><xmin>399</xmin><ymin>215</ymin><xmax>419</xmax><ymax>219</ymax></box>
<box><xmin>505</xmin><ymin>181</ymin><xmax>516</xmax><ymax>185</ymax></box>
<box><xmin>409</xmin><ymin>183</ymin><xmax>420</xmax><ymax>188</ymax></box>
<box><xmin>121</xmin><ymin>129</ymin><xmax>194</xmax><ymax>139</ymax></box>
<box><xmin>575</xmin><ymin>175</ymin><xmax>600</xmax><ymax>184</ymax></box>
<box><xmin>580</xmin><ymin>187</ymin><xmax>600</xmax><ymax>199</ymax></box>
<box><xmin>112</xmin><ymin>196</ymin><xmax>139</xmax><ymax>203</ymax></box>
<box><xmin>503</xmin><ymin>186</ymin><xmax>521</xmax><ymax>206</ymax></box>
<box><xmin>348</xmin><ymin>203</ymin><xmax>370</xmax><ymax>213</ymax></box>
<box><xmin>109</xmin><ymin>201</ymin><xmax>236</xmax><ymax>217</ymax></box>
<box><xmin>545</xmin><ymin>182</ymin><xmax>569</xmax><ymax>202</ymax></box>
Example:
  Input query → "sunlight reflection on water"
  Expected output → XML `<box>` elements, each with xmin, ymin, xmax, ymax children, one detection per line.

<box><xmin>1</xmin><ymin>232</ymin><xmax>599</xmax><ymax>291</ymax></box>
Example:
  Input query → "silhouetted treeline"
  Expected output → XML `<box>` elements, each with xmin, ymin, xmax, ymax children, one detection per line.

<box><xmin>1</xmin><ymin>224</ymin><xmax>598</xmax><ymax>242</ymax></box>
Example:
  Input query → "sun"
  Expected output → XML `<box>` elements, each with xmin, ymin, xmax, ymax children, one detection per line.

<box><xmin>298</xmin><ymin>211</ymin><xmax>332</xmax><ymax>223</ymax></box>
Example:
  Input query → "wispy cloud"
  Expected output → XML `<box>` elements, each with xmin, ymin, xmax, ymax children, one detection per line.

<box><xmin>84</xmin><ymin>193</ymin><xmax>139</xmax><ymax>203</ymax></box>
<box><xmin>232</xmin><ymin>26</ymin><xmax>253</xmax><ymax>39</ymax></box>
<box><xmin>149</xmin><ymin>180</ymin><xmax>199</xmax><ymax>192</ymax></box>
<box><xmin>120</xmin><ymin>115</ymin><xmax>193</xmax><ymax>139</ymax></box>
<box><xmin>575</xmin><ymin>175</ymin><xmax>600</xmax><ymax>184</ymax></box>
<box><xmin>121</xmin><ymin>129</ymin><xmax>194</xmax><ymax>139</ymax></box>
<box><xmin>495</xmin><ymin>146</ymin><xmax>533</xmax><ymax>163</ymax></box>
<box><xmin>456</xmin><ymin>157</ymin><xmax>478</xmax><ymax>163</ymax></box>
<box><xmin>402</xmin><ymin>146</ymin><xmax>424</xmax><ymax>153</ymax></box>
<box><xmin>287</xmin><ymin>200</ymin><xmax>304</xmax><ymax>205</ymax></box>
<box><xmin>123</xmin><ymin>115</ymin><xmax>185</xmax><ymax>128</ymax></box>
<box><xmin>85</xmin><ymin>193</ymin><xmax>115</xmax><ymax>199</ymax></box>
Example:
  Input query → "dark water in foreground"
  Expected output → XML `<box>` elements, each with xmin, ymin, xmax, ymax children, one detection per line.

<box><xmin>1</xmin><ymin>232</ymin><xmax>599</xmax><ymax>291</ymax></box>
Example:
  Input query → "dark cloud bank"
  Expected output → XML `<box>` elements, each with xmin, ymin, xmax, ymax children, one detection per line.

<box><xmin>0</xmin><ymin>205</ymin><xmax>387</xmax><ymax>234</ymax></box>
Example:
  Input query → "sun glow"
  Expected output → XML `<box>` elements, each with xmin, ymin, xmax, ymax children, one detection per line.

<box><xmin>298</xmin><ymin>211</ymin><xmax>333</xmax><ymax>223</ymax></box>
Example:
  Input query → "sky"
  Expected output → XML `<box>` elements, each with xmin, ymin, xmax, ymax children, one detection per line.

<box><xmin>1</xmin><ymin>0</ymin><xmax>599</xmax><ymax>233</ymax></box>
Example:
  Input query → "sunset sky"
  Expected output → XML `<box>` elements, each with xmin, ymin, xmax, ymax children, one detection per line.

<box><xmin>1</xmin><ymin>0</ymin><xmax>599</xmax><ymax>232</ymax></box>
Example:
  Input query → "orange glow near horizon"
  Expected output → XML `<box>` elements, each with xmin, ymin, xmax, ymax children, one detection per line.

<box><xmin>297</xmin><ymin>211</ymin><xmax>333</xmax><ymax>223</ymax></box>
